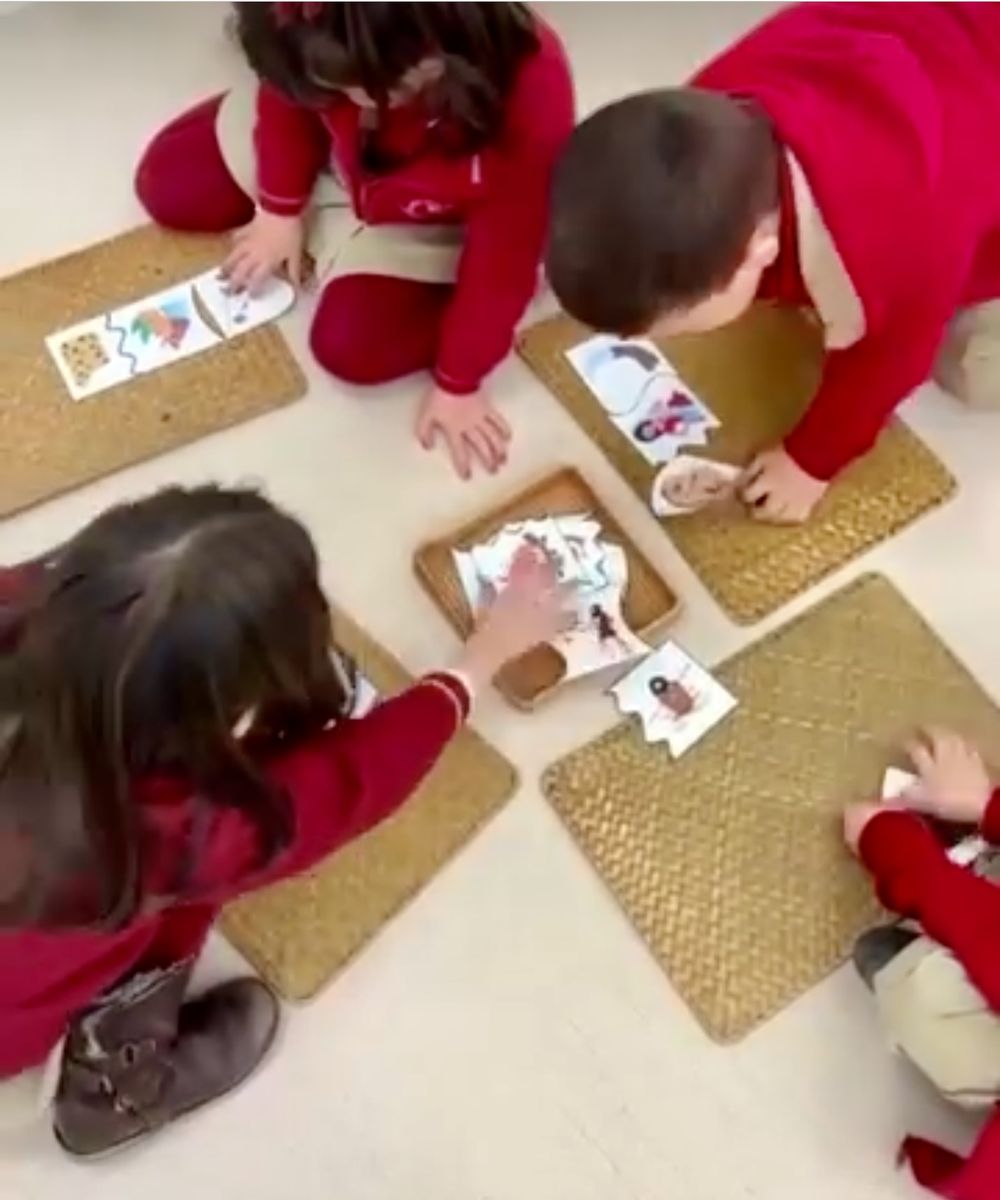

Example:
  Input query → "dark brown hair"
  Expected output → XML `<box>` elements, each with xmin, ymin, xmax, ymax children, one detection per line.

<box><xmin>234</xmin><ymin>2</ymin><xmax>539</xmax><ymax>156</ymax></box>
<box><xmin>546</xmin><ymin>89</ymin><xmax>779</xmax><ymax>334</ymax></box>
<box><xmin>0</xmin><ymin>486</ymin><xmax>354</xmax><ymax>931</ymax></box>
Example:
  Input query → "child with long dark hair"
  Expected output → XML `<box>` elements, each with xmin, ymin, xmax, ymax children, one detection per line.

<box><xmin>0</xmin><ymin>485</ymin><xmax>568</xmax><ymax>1155</ymax></box>
<box><xmin>135</xmin><ymin>3</ymin><xmax>574</xmax><ymax>480</ymax></box>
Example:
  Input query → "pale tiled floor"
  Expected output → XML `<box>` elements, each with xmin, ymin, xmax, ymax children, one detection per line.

<box><xmin>0</xmin><ymin>4</ymin><xmax>994</xmax><ymax>1197</ymax></box>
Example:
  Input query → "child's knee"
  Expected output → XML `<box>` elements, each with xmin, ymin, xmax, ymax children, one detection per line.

<box><xmin>309</xmin><ymin>299</ymin><xmax>398</xmax><ymax>387</ymax></box>
<box><xmin>134</xmin><ymin>136</ymin><xmax>210</xmax><ymax>232</ymax></box>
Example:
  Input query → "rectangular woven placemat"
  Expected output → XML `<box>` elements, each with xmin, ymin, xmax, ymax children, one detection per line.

<box><xmin>0</xmin><ymin>225</ymin><xmax>306</xmax><ymax>518</ymax></box>
<box><xmin>542</xmin><ymin>574</ymin><xmax>1000</xmax><ymax>1042</ymax></box>
<box><xmin>222</xmin><ymin>610</ymin><xmax>518</xmax><ymax>1001</ymax></box>
<box><xmin>518</xmin><ymin>309</ymin><xmax>956</xmax><ymax>624</ymax></box>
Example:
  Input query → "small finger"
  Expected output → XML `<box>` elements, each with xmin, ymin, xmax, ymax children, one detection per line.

<box><xmin>741</xmin><ymin>474</ymin><xmax>770</xmax><ymax>507</ymax></box>
<box><xmin>485</xmin><ymin>409</ymin><xmax>512</xmax><ymax>442</ymax></box>
<box><xmin>415</xmin><ymin>410</ymin><xmax>436</xmax><ymax>450</ymax></box>
<box><xmin>466</xmin><ymin>428</ymin><xmax>501</xmax><ymax>475</ymax></box>
<box><xmin>906</xmin><ymin>738</ymin><xmax>935</xmax><ymax>776</ymax></box>
<box><xmin>447</xmin><ymin>431</ymin><xmax>472</xmax><ymax>481</ymax></box>
<box><xmin>246</xmin><ymin>263</ymin><xmax>274</xmax><ymax>297</ymax></box>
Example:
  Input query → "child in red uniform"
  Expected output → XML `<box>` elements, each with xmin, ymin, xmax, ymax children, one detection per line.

<box><xmin>845</xmin><ymin>731</ymin><xmax>1000</xmax><ymax>1200</ymax></box>
<box><xmin>136</xmin><ymin>3</ymin><xmax>574</xmax><ymax>481</ymax></box>
<box><xmin>0</xmin><ymin>485</ymin><xmax>568</xmax><ymax>1156</ymax></box>
<box><xmin>547</xmin><ymin>3</ymin><xmax>1000</xmax><ymax>523</ymax></box>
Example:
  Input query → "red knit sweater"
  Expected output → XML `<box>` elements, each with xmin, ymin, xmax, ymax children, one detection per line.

<box><xmin>860</xmin><ymin>796</ymin><xmax>1000</xmax><ymax>1199</ymax></box>
<box><xmin>694</xmin><ymin>3</ymin><xmax>1000</xmax><ymax>481</ymax></box>
<box><xmin>0</xmin><ymin>563</ymin><xmax>471</xmax><ymax>1079</ymax></box>
<box><xmin>253</xmin><ymin>21</ymin><xmax>574</xmax><ymax>395</ymax></box>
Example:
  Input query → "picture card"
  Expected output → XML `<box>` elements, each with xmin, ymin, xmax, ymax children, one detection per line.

<box><xmin>565</xmin><ymin>334</ymin><xmax>719</xmax><ymax>466</ymax></box>
<box><xmin>552</xmin><ymin>544</ymin><xmax>648</xmax><ymax>680</ymax></box>
<box><xmin>46</xmin><ymin>268</ymin><xmax>295</xmax><ymax>402</ymax></box>
<box><xmin>610</xmin><ymin>641</ymin><xmax>737</xmax><ymax>758</ymax></box>
<box><xmin>650</xmin><ymin>455</ymin><xmax>742</xmax><ymax>517</ymax></box>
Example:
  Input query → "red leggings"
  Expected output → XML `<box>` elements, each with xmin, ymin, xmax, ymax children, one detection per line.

<box><xmin>134</xmin><ymin>96</ymin><xmax>451</xmax><ymax>386</ymax></box>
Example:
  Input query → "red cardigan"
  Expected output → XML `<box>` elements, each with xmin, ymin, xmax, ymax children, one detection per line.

<box><xmin>694</xmin><ymin>3</ymin><xmax>1000</xmax><ymax>481</ymax></box>
<box><xmin>253</xmin><ymin>21</ymin><xmax>574</xmax><ymax>395</ymax></box>
<box><xmin>860</xmin><ymin>795</ymin><xmax>1000</xmax><ymax>1199</ymax></box>
<box><xmin>0</xmin><ymin>563</ymin><xmax>470</xmax><ymax>1078</ymax></box>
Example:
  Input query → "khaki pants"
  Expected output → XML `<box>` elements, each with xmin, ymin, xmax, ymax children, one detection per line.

<box><xmin>215</xmin><ymin>80</ymin><xmax>463</xmax><ymax>287</ymax></box>
<box><xmin>935</xmin><ymin>301</ymin><xmax>1000</xmax><ymax>409</ymax></box>
<box><xmin>875</xmin><ymin>934</ymin><xmax>1000</xmax><ymax>1109</ymax></box>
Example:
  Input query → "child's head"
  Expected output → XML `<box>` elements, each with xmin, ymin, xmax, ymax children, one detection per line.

<box><xmin>0</xmin><ymin>486</ymin><xmax>351</xmax><ymax>931</ymax></box>
<box><xmin>547</xmin><ymin>89</ymin><xmax>780</xmax><ymax>338</ymax></box>
<box><xmin>234</xmin><ymin>2</ymin><xmax>538</xmax><ymax>150</ymax></box>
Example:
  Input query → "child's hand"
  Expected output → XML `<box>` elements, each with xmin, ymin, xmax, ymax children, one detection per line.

<box><xmin>740</xmin><ymin>446</ymin><xmax>828</xmax><ymax>523</ymax></box>
<box><xmin>457</xmin><ymin>557</ymin><xmax>575</xmax><ymax>690</ymax></box>
<box><xmin>415</xmin><ymin>386</ymin><xmax>511</xmax><ymax>480</ymax></box>
<box><xmin>223</xmin><ymin>211</ymin><xmax>305</xmax><ymax>295</ymax></box>
<box><xmin>902</xmin><ymin>728</ymin><xmax>992</xmax><ymax>824</ymax></box>
<box><xmin>843</xmin><ymin>802</ymin><xmax>886</xmax><ymax>855</ymax></box>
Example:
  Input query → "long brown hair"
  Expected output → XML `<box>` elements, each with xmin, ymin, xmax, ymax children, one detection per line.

<box><xmin>234</xmin><ymin>2</ymin><xmax>540</xmax><ymax>154</ymax></box>
<box><xmin>0</xmin><ymin>486</ymin><xmax>353</xmax><ymax>931</ymax></box>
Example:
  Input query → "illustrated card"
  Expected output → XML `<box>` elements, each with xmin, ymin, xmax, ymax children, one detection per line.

<box><xmin>650</xmin><ymin>455</ymin><xmax>742</xmax><ymax>517</ymax></box>
<box><xmin>552</xmin><ymin>544</ymin><xmax>649</xmax><ymax>680</ymax></box>
<box><xmin>46</xmin><ymin>268</ymin><xmax>295</xmax><ymax>402</ymax></box>
<box><xmin>565</xmin><ymin>334</ymin><xmax>719</xmax><ymax>466</ymax></box>
<box><xmin>610</xmin><ymin>641</ymin><xmax>737</xmax><ymax>758</ymax></box>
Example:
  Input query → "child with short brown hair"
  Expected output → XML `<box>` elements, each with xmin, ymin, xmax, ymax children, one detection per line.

<box><xmin>547</xmin><ymin>4</ymin><xmax>1000</xmax><ymax>523</ymax></box>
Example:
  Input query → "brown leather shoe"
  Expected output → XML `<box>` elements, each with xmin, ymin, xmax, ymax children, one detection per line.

<box><xmin>54</xmin><ymin>963</ymin><xmax>279</xmax><ymax>1158</ymax></box>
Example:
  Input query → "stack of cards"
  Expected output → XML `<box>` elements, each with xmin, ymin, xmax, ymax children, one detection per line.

<box><xmin>610</xmin><ymin>641</ymin><xmax>737</xmax><ymax>759</ymax></box>
<box><xmin>452</xmin><ymin>513</ymin><xmax>649</xmax><ymax>681</ymax></box>
<box><xmin>46</xmin><ymin>268</ymin><xmax>296</xmax><ymax>402</ymax></box>
<box><xmin>566</xmin><ymin>335</ymin><xmax>720</xmax><ymax>467</ymax></box>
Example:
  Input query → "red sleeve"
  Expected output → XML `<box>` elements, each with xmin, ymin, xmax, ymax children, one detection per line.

<box><xmin>859</xmin><ymin>809</ymin><xmax>1000</xmax><ymax>1011</ymax></box>
<box><xmin>432</xmin><ymin>32</ymin><xmax>575</xmax><ymax>394</ymax></box>
<box><xmin>190</xmin><ymin>672</ymin><xmax>472</xmax><ymax>899</ymax></box>
<box><xmin>784</xmin><ymin>233</ymin><xmax>974</xmax><ymax>482</ymax></box>
<box><xmin>254</xmin><ymin>82</ymin><xmax>329</xmax><ymax>216</ymax></box>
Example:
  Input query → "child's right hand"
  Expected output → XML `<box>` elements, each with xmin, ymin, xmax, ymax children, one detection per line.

<box><xmin>902</xmin><ymin>728</ymin><xmax>993</xmax><ymax>825</ymax></box>
<box><xmin>456</xmin><ymin>557</ymin><xmax>575</xmax><ymax>691</ymax></box>
<box><xmin>223</xmin><ymin>211</ymin><xmax>305</xmax><ymax>294</ymax></box>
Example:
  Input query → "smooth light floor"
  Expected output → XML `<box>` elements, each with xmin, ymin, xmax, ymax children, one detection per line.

<box><xmin>0</xmin><ymin>4</ymin><xmax>993</xmax><ymax>1198</ymax></box>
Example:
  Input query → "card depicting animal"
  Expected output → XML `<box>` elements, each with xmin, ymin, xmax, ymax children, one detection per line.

<box><xmin>611</xmin><ymin>641</ymin><xmax>737</xmax><ymax>758</ymax></box>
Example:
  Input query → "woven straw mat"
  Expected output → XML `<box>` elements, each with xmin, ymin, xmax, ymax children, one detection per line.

<box><xmin>222</xmin><ymin>610</ymin><xmax>518</xmax><ymax>1000</ymax></box>
<box><xmin>0</xmin><ymin>225</ymin><xmax>305</xmax><ymax>518</ymax></box>
<box><xmin>518</xmin><ymin>308</ymin><xmax>956</xmax><ymax>624</ymax></box>
<box><xmin>542</xmin><ymin>574</ymin><xmax>1000</xmax><ymax>1043</ymax></box>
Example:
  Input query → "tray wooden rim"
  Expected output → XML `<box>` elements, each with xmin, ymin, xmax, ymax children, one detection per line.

<box><xmin>413</xmin><ymin>465</ymin><xmax>683</xmax><ymax>710</ymax></box>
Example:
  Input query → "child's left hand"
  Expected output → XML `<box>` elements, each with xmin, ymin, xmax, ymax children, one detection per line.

<box><xmin>415</xmin><ymin>385</ymin><xmax>512</xmax><ymax>480</ymax></box>
<box><xmin>843</xmin><ymin>801</ymin><xmax>885</xmax><ymax>855</ymax></box>
<box><xmin>741</xmin><ymin>445</ymin><xmax>828</xmax><ymax>523</ymax></box>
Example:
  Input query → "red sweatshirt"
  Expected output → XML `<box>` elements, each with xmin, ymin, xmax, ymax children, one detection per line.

<box><xmin>860</xmin><ymin>797</ymin><xmax>1000</xmax><ymax>1199</ymax></box>
<box><xmin>253</xmin><ymin>21</ymin><xmax>574</xmax><ymax>395</ymax></box>
<box><xmin>694</xmin><ymin>3</ymin><xmax>1000</xmax><ymax>481</ymax></box>
<box><xmin>0</xmin><ymin>566</ymin><xmax>471</xmax><ymax>1078</ymax></box>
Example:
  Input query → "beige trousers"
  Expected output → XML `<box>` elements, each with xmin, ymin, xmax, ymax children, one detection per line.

<box><xmin>215</xmin><ymin>80</ymin><xmax>462</xmax><ymax>287</ymax></box>
<box><xmin>935</xmin><ymin>301</ymin><xmax>1000</xmax><ymax>409</ymax></box>
<box><xmin>875</xmin><ymin>935</ymin><xmax>1000</xmax><ymax>1108</ymax></box>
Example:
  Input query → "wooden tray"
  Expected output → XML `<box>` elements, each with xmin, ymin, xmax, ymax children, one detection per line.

<box><xmin>414</xmin><ymin>467</ymin><xmax>682</xmax><ymax>709</ymax></box>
